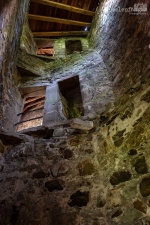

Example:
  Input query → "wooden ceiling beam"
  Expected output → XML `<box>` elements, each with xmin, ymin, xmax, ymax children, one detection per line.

<box><xmin>30</xmin><ymin>0</ymin><xmax>95</xmax><ymax>16</ymax></box>
<box><xmin>32</xmin><ymin>31</ymin><xmax>89</xmax><ymax>37</ymax></box>
<box><xmin>28</xmin><ymin>14</ymin><xmax>91</xmax><ymax>27</ymax></box>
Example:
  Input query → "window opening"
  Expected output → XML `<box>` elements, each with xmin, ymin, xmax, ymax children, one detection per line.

<box><xmin>35</xmin><ymin>39</ymin><xmax>54</xmax><ymax>57</ymax></box>
<box><xmin>16</xmin><ymin>89</ymin><xmax>46</xmax><ymax>131</ymax></box>
<box><xmin>37</xmin><ymin>47</ymin><xmax>54</xmax><ymax>56</ymax></box>
<box><xmin>65</xmin><ymin>40</ymin><xmax>82</xmax><ymax>55</ymax></box>
<box><xmin>58</xmin><ymin>75</ymin><xmax>84</xmax><ymax>119</ymax></box>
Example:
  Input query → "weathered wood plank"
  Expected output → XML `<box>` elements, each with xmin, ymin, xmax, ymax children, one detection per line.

<box><xmin>28</xmin><ymin>14</ymin><xmax>91</xmax><ymax>27</ymax></box>
<box><xmin>30</xmin><ymin>0</ymin><xmax>95</xmax><ymax>16</ymax></box>
<box><xmin>32</xmin><ymin>31</ymin><xmax>89</xmax><ymax>37</ymax></box>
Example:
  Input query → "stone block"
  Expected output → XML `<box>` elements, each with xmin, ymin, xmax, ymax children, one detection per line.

<box><xmin>82</xmin><ymin>88</ymin><xmax>91</xmax><ymax>102</ymax></box>
<box><xmin>45</xmin><ymin>85</ymin><xmax>59</xmax><ymax>105</ymax></box>
<box><xmin>70</xmin><ymin>118</ymin><xmax>93</xmax><ymax>130</ymax></box>
<box><xmin>44</xmin><ymin>103</ymin><xmax>58</xmax><ymax>114</ymax></box>
<box><xmin>78</xmin><ymin>159</ymin><xmax>95</xmax><ymax>176</ymax></box>
<box><xmin>53</xmin><ymin>128</ymin><xmax>65</xmax><ymax>137</ymax></box>
<box><xmin>43</xmin><ymin>110</ymin><xmax>58</xmax><ymax>125</ymax></box>
<box><xmin>19</xmin><ymin>126</ymin><xmax>53</xmax><ymax>139</ymax></box>
<box><xmin>51</xmin><ymin>160</ymin><xmax>69</xmax><ymax>177</ymax></box>
<box><xmin>0</xmin><ymin>141</ymin><xmax>4</xmax><ymax>153</ymax></box>
<box><xmin>68</xmin><ymin>190</ymin><xmax>89</xmax><ymax>207</ymax></box>
<box><xmin>45</xmin><ymin>180</ymin><xmax>63</xmax><ymax>192</ymax></box>
<box><xmin>0</xmin><ymin>128</ymin><xmax>25</xmax><ymax>145</ymax></box>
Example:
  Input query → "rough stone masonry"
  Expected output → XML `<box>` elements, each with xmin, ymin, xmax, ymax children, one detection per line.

<box><xmin>0</xmin><ymin>0</ymin><xmax>150</xmax><ymax>224</ymax></box>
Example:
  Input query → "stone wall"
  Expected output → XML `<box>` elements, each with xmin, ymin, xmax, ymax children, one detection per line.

<box><xmin>54</xmin><ymin>38</ymin><xmax>89</xmax><ymax>58</ymax></box>
<box><xmin>0</xmin><ymin>0</ymin><xmax>29</xmax><ymax>130</ymax></box>
<box><xmin>17</xmin><ymin>18</ymin><xmax>115</xmax><ymax>125</ymax></box>
<box><xmin>19</xmin><ymin>22</ymin><xmax>89</xmax><ymax>58</ymax></box>
<box><xmin>1</xmin><ymin>0</ymin><xmax>150</xmax><ymax>224</ymax></box>
<box><xmin>20</xmin><ymin>20</ymin><xmax>37</xmax><ymax>55</ymax></box>
<box><xmin>88</xmin><ymin>0</ymin><xmax>150</xmax><ymax>95</ymax></box>
<box><xmin>0</xmin><ymin>77</ymin><xmax>150</xmax><ymax>224</ymax></box>
<box><xmin>17</xmin><ymin>49</ymin><xmax>115</xmax><ymax>122</ymax></box>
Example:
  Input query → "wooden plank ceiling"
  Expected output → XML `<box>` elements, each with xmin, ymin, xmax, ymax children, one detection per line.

<box><xmin>28</xmin><ymin>0</ymin><xmax>100</xmax><ymax>37</ymax></box>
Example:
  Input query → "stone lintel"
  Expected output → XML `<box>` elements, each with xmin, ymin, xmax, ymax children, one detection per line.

<box><xmin>18</xmin><ymin>126</ymin><xmax>54</xmax><ymax>138</ymax></box>
<box><xmin>70</xmin><ymin>118</ymin><xmax>93</xmax><ymax>130</ymax></box>
<box><xmin>0</xmin><ymin>128</ymin><xmax>28</xmax><ymax>145</ymax></box>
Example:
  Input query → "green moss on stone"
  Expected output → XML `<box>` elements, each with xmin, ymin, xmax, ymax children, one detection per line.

<box><xmin>59</xmin><ymin>91</ymin><xmax>82</xmax><ymax>119</ymax></box>
<box><xmin>143</xmin><ymin>107</ymin><xmax>150</xmax><ymax>124</ymax></box>
<box><xmin>120</xmin><ymin>208</ymin><xmax>142</xmax><ymax>223</ymax></box>
<box><xmin>126</xmin><ymin>123</ymin><xmax>146</xmax><ymax>147</ymax></box>
<box><xmin>117</xmin><ymin>94</ymin><xmax>130</xmax><ymax>107</ymax></box>
<box><xmin>78</xmin><ymin>159</ymin><xmax>95</xmax><ymax>176</ymax></box>
<box><xmin>122</xmin><ymin>179</ymin><xmax>139</xmax><ymax>201</ymax></box>
<box><xmin>112</xmin><ymin>129</ymin><xmax>126</xmax><ymax>147</ymax></box>
<box><xmin>68</xmin><ymin>103</ymin><xmax>82</xmax><ymax>119</ymax></box>
<box><xmin>141</xmin><ymin>90</ymin><xmax>150</xmax><ymax>103</ymax></box>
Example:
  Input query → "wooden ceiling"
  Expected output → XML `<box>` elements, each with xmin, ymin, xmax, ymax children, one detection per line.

<box><xmin>28</xmin><ymin>0</ymin><xmax>100</xmax><ymax>38</ymax></box>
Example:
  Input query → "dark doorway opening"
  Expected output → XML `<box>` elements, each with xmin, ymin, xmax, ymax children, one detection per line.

<box><xmin>58</xmin><ymin>76</ymin><xmax>84</xmax><ymax>119</ymax></box>
<box><xmin>65</xmin><ymin>40</ymin><xmax>82</xmax><ymax>55</ymax></box>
